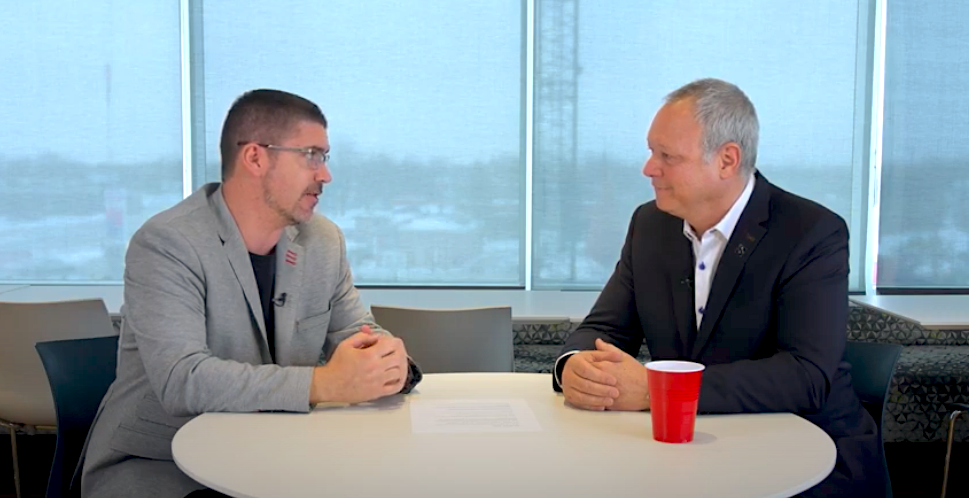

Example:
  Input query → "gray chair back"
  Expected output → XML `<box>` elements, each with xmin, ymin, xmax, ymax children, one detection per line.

<box><xmin>370</xmin><ymin>305</ymin><xmax>513</xmax><ymax>374</ymax></box>
<box><xmin>0</xmin><ymin>299</ymin><xmax>117</xmax><ymax>427</ymax></box>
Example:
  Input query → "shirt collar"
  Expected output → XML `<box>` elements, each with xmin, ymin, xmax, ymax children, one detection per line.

<box><xmin>683</xmin><ymin>173</ymin><xmax>756</xmax><ymax>241</ymax></box>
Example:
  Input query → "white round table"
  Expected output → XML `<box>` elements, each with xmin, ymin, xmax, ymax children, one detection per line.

<box><xmin>172</xmin><ymin>373</ymin><xmax>836</xmax><ymax>498</ymax></box>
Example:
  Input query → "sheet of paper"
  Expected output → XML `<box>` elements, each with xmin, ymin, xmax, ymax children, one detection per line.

<box><xmin>410</xmin><ymin>399</ymin><xmax>542</xmax><ymax>434</ymax></box>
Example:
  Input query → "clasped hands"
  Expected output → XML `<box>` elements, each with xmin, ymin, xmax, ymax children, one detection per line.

<box><xmin>310</xmin><ymin>325</ymin><xmax>409</xmax><ymax>405</ymax></box>
<box><xmin>561</xmin><ymin>338</ymin><xmax>650</xmax><ymax>411</ymax></box>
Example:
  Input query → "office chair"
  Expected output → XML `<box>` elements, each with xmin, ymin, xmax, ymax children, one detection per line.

<box><xmin>35</xmin><ymin>335</ymin><xmax>119</xmax><ymax>498</ymax></box>
<box><xmin>0</xmin><ymin>299</ymin><xmax>115</xmax><ymax>498</ymax></box>
<box><xmin>370</xmin><ymin>305</ymin><xmax>514</xmax><ymax>373</ymax></box>
<box><xmin>845</xmin><ymin>340</ymin><xmax>903</xmax><ymax>498</ymax></box>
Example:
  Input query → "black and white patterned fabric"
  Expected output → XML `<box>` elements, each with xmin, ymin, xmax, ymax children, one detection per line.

<box><xmin>847</xmin><ymin>305</ymin><xmax>969</xmax><ymax>346</ymax></box>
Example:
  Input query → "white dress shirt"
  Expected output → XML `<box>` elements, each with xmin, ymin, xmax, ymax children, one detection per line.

<box><xmin>684</xmin><ymin>174</ymin><xmax>755</xmax><ymax>330</ymax></box>
<box><xmin>554</xmin><ymin>174</ymin><xmax>756</xmax><ymax>387</ymax></box>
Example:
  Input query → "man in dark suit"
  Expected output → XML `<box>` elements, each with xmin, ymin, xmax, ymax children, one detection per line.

<box><xmin>553</xmin><ymin>78</ymin><xmax>884</xmax><ymax>497</ymax></box>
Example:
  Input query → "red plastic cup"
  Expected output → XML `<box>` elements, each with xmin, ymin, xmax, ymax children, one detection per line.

<box><xmin>646</xmin><ymin>360</ymin><xmax>705</xmax><ymax>443</ymax></box>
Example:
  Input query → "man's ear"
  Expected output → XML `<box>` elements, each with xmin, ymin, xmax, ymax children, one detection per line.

<box><xmin>718</xmin><ymin>142</ymin><xmax>742</xmax><ymax>179</ymax></box>
<box><xmin>238</xmin><ymin>143</ymin><xmax>269</xmax><ymax>177</ymax></box>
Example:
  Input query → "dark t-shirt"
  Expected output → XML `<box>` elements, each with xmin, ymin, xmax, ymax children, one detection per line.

<box><xmin>249</xmin><ymin>250</ymin><xmax>276</xmax><ymax>362</ymax></box>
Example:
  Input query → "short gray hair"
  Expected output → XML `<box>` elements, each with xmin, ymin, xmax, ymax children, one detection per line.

<box><xmin>665</xmin><ymin>78</ymin><xmax>759</xmax><ymax>175</ymax></box>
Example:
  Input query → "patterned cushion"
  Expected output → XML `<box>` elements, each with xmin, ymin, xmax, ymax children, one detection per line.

<box><xmin>514</xmin><ymin>344</ymin><xmax>650</xmax><ymax>374</ymax></box>
<box><xmin>513</xmin><ymin>321</ymin><xmax>576</xmax><ymax>345</ymax></box>
<box><xmin>514</xmin><ymin>344</ymin><xmax>561</xmax><ymax>374</ymax></box>
<box><xmin>514</xmin><ymin>307</ymin><xmax>969</xmax><ymax>346</ymax></box>
<box><xmin>885</xmin><ymin>346</ymin><xmax>969</xmax><ymax>443</ymax></box>
<box><xmin>848</xmin><ymin>305</ymin><xmax>969</xmax><ymax>346</ymax></box>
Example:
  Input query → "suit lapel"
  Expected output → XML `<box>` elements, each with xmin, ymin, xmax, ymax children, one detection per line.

<box><xmin>691</xmin><ymin>174</ymin><xmax>771</xmax><ymax>358</ymax></box>
<box><xmin>667</xmin><ymin>227</ymin><xmax>697</xmax><ymax>358</ymax></box>
<box><xmin>273</xmin><ymin>226</ymin><xmax>303</xmax><ymax>362</ymax></box>
<box><xmin>211</xmin><ymin>188</ymin><xmax>269</xmax><ymax>351</ymax></box>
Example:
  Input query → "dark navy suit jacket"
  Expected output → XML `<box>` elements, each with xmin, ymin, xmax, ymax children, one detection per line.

<box><xmin>555</xmin><ymin>173</ymin><xmax>884</xmax><ymax>497</ymax></box>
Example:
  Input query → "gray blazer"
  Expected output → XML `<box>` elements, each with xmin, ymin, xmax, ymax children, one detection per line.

<box><xmin>81</xmin><ymin>183</ymin><xmax>408</xmax><ymax>498</ymax></box>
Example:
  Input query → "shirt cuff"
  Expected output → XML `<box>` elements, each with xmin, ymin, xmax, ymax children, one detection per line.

<box><xmin>554</xmin><ymin>350</ymin><xmax>581</xmax><ymax>388</ymax></box>
<box><xmin>399</xmin><ymin>357</ymin><xmax>423</xmax><ymax>394</ymax></box>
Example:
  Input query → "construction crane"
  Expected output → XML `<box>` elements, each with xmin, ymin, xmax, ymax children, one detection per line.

<box><xmin>535</xmin><ymin>0</ymin><xmax>580</xmax><ymax>282</ymax></box>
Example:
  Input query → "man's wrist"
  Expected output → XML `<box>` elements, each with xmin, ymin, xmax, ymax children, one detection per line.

<box><xmin>309</xmin><ymin>365</ymin><xmax>333</xmax><ymax>404</ymax></box>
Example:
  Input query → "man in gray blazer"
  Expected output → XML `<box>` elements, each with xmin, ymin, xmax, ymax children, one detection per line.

<box><xmin>81</xmin><ymin>89</ymin><xmax>421</xmax><ymax>498</ymax></box>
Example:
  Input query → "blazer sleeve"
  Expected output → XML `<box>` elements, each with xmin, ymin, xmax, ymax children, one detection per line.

<box><xmin>553</xmin><ymin>207</ymin><xmax>645</xmax><ymax>390</ymax></box>
<box><xmin>320</xmin><ymin>226</ymin><xmax>423</xmax><ymax>393</ymax></box>
<box><xmin>698</xmin><ymin>216</ymin><xmax>849</xmax><ymax>414</ymax></box>
<box><xmin>124</xmin><ymin>222</ymin><xmax>315</xmax><ymax>417</ymax></box>
<box><xmin>320</xmin><ymin>225</ymin><xmax>380</xmax><ymax>356</ymax></box>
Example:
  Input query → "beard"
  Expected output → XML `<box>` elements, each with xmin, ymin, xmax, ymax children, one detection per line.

<box><xmin>262</xmin><ymin>174</ymin><xmax>321</xmax><ymax>226</ymax></box>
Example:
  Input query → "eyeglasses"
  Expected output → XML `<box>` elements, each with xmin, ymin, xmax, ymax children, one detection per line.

<box><xmin>238</xmin><ymin>142</ymin><xmax>330</xmax><ymax>170</ymax></box>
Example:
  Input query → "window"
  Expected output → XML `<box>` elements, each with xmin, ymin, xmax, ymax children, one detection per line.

<box><xmin>198</xmin><ymin>1</ymin><xmax>524</xmax><ymax>286</ymax></box>
<box><xmin>0</xmin><ymin>2</ymin><xmax>182</xmax><ymax>282</ymax></box>
<box><xmin>878</xmin><ymin>0</ymin><xmax>969</xmax><ymax>288</ymax></box>
<box><xmin>8</xmin><ymin>1</ymin><xmax>961</xmax><ymax>294</ymax></box>
<box><xmin>532</xmin><ymin>0</ymin><xmax>871</xmax><ymax>291</ymax></box>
